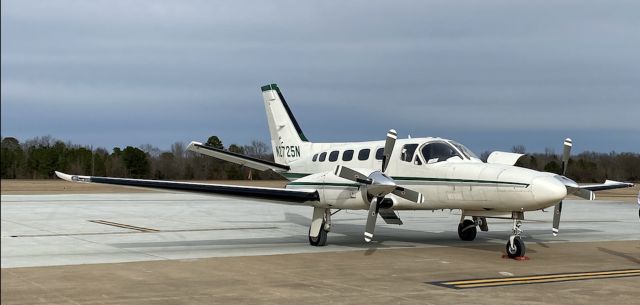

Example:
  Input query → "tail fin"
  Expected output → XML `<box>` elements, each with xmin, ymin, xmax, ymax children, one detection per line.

<box><xmin>261</xmin><ymin>84</ymin><xmax>311</xmax><ymax>165</ymax></box>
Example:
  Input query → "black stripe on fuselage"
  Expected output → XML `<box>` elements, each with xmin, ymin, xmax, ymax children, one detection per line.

<box><xmin>88</xmin><ymin>176</ymin><xmax>318</xmax><ymax>203</ymax></box>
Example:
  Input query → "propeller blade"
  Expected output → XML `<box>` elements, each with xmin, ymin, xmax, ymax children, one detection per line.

<box><xmin>561</xmin><ymin>138</ymin><xmax>572</xmax><ymax>175</ymax></box>
<box><xmin>364</xmin><ymin>197</ymin><xmax>381</xmax><ymax>242</ymax></box>
<box><xmin>552</xmin><ymin>201</ymin><xmax>562</xmax><ymax>236</ymax></box>
<box><xmin>572</xmin><ymin>188</ymin><xmax>595</xmax><ymax>200</ymax></box>
<box><xmin>381</xmin><ymin>129</ymin><xmax>397</xmax><ymax>172</ymax></box>
<box><xmin>335</xmin><ymin>165</ymin><xmax>372</xmax><ymax>184</ymax></box>
<box><xmin>554</xmin><ymin>138</ymin><xmax>572</xmax><ymax>236</ymax></box>
<box><xmin>392</xmin><ymin>186</ymin><xmax>424</xmax><ymax>204</ymax></box>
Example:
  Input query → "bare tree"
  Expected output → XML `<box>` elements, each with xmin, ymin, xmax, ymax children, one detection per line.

<box><xmin>244</xmin><ymin>140</ymin><xmax>269</xmax><ymax>159</ymax></box>
<box><xmin>511</xmin><ymin>145</ymin><xmax>526</xmax><ymax>154</ymax></box>
<box><xmin>171</xmin><ymin>142</ymin><xmax>185</xmax><ymax>159</ymax></box>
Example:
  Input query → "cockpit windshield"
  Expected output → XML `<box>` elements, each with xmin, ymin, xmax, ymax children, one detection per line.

<box><xmin>421</xmin><ymin>142</ymin><xmax>463</xmax><ymax>164</ymax></box>
<box><xmin>449</xmin><ymin>140</ymin><xmax>479</xmax><ymax>160</ymax></box>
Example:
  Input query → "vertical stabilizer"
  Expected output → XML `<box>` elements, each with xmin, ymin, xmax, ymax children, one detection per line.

<box><xmin>261</xmin><ymin>84</ymin><xmax>311</xmax><ymax>165</ymax></box>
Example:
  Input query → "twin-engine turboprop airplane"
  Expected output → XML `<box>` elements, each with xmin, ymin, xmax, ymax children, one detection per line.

<box><xmin>56</xmin><ymin>83</ymin><xmax>633</xmax><ymax>258</ymax></box>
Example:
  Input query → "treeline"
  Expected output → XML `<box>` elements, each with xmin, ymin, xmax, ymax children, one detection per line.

<box><xmin>0</xmin><ymin>136</ymin><xmax>282</xmax><ymax>180</ymax></box>
<box><xmin>1</xmin><ymin>136</ymin><xmax>638</xmax><ymax>182</ymax></box>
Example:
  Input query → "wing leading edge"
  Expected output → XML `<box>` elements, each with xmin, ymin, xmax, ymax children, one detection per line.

<box><xmin>580</xmin><ymin>180</ymin><xmax>634</xmax><ymax>192</ymax></box>
<box><xmin>55</xmin><ymin>171</ymin><xmax>318</xmax><ymax>205</ymax></box>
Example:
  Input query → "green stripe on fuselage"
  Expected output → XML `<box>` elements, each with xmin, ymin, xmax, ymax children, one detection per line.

<box><xmin>391</xmin><ymin>176</ymin><xmax>529</xmax><ymax>187</ymax></box>
<box><xmin>282</xmin><ymin>172</ymin><xmax>528</xmax><ymax>187</ymax></box>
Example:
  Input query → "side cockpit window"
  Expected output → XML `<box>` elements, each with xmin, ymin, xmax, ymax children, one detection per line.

<box><xmin>421</xmin><ymin>142</ymin><xmax>462</xmax><ymax>164</ymax></box>
<box><xmin>400</xmin><ymin>144</ymin><xmax>418</xmax><ymax>162</ymax></box>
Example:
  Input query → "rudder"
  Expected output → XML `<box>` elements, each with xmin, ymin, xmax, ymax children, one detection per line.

<box><xmin>261</xmin><ymin>84</ymin><xmax>311</xmax><ymax>165</ymax></box>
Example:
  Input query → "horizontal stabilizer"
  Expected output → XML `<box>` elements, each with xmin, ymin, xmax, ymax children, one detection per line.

<box><xmin>187</xmin><ymin>141</ymin><xmax>290</xmax><ymax>172</ymax></box>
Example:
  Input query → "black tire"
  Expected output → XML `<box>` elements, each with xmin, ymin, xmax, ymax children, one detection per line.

<box><xmin>308</xmin><ymin>225</ymin><xmax>328</xmax><ymax>246</ymax></box>
<box><xmin>457</xmin><ymin>219</ymin><xmax>477</xmax><ymax>241</ymax></box>
<box><xmin>506</xmin><ymin>237</ymin><xmax>526</xmax><ymax>258</ymax></box>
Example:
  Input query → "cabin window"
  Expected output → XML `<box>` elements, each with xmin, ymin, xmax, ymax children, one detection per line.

<box><xmin>312</xmin><ymin>154</ymin><xmax>318</xmax><ymax>162</ymax></box>
<box><xmin>358</xmin><ymin>149</ymin><xmax>370</xmax><ymax>160</ymax></box>
<box><xmin>318</xmin><ymin>152</ymin><xmax>327</xmax><ymax>162</ymax></box>
<box><xmin>421</xmin><ymin>142</ymin><xmax>462</xmax><ymax>164</ymax></box>
<box><xmin>375</xmin><ymin>148</ymin><xmax>384</xmax><ymax>160</ymax></box>
<box><xmin>342</xmin><ymin>150</ymin><xmax>354</xmax><ymax>161</ymax></box>
<box><xmin>329</xmin><ymin>151</ymin><xmax>339</xmax><ymax>162</ymax></box>
<box><xmin>400</xmin><ymin>144</ymin><xmax>418</xmax><ymax>162</ymax></box>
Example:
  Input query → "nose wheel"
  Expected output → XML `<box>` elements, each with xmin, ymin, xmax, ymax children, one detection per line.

<box><xmin>506</xmin><ymin>236</ymin><xmax>525</xmax><ymax>257</ymax></box>
<box><xmin>505</xmin><ymin>215</ymin><xmax>526</xmax><ymax>258</ymax></box>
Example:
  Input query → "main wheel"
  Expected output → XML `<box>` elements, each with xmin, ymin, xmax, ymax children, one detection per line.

<box><xmin>309</xmin><ymin>225</ymin><xmax>328</xmax><ymax>246</ymax></box>
<box><xmin>505</xmin><ymin>237</ymin><xmax>526</xmax><ymax>258</ymax></box>
<box><xmin>457</xmin><ymin>219</ymin><xmax>477</xmax><ymax>241</ymax></box>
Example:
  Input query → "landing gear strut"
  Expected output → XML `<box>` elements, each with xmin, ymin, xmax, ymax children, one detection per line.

<box><xmin>309</xmin><ymin>208</ymin><xmax>331</xmax><ymax>247</ymax></box>
<box><xmin>505</xmin><ymin>212</ymin><xmax>526</xmax><ymax>258</ymax></box>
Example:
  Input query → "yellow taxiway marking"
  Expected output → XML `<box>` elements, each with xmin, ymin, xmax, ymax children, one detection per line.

<box><xmin>433</xmin><ymin>269</ymin><xmax>640</xmax><ymax>289</ymax></box>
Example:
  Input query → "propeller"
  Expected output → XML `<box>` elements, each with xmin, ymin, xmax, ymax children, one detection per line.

<box><xmin>552</xmin><ymin>138</ymin><xmax>572</xmax><ymax>236</ymax></box>
<box><xmin>334</xmin><ymin>129</ymin><xmax>424</xmax><ymax>242</ymax></box>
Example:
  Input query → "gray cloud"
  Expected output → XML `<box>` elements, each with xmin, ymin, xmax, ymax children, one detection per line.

<box><xmin>2</xmin><ymin>0</ymin><xmax>639</xmax><ymax>153</ymax></box>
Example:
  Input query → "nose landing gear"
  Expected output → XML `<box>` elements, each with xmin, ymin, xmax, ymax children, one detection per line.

<box><xmin>505</xmin><ymin>212</ymin><xmax>526</xmax><ymax>258</ymax></box>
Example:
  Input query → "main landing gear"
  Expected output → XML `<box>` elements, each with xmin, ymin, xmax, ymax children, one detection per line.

<box><xmin>457</xmin><ymin>216</ymin><xmax>487</xmax><ymax>241</ymax></box>
<box><xmin>505</xmin><ymin>212</ymin><xmax>526</xmax><ymax>258</ymax></box>
<box><xmin>309</xmin><ymin>225</ymin><xmax>328</xmax><ymax>246</ymax></box>
<box><xmin>457</xmin><ymin>219</ymin><xmax>477</xmax><ymax>241</ymax></box>
<box><xmin>308</xmin><ymin>208</ymin><xmax>331</xmax><ymax>246</ymax></box>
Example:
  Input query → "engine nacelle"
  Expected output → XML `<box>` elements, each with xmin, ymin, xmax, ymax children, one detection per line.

<box><xmin>285</xmin><ymin>171</ymin><xmax>376</xmax><ymax>210</ymax></box>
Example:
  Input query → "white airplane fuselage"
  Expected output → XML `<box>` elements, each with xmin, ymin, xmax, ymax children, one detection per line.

<box><xmin>283</xmin><ymin>138</ymin><xmax>567</xmax><ymax>213</ymax></box>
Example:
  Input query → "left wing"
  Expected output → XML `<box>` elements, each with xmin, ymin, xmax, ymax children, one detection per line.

<box><xmin>55</xmin><ymin>171</ymin><xmax>319</xmax><ymax>205</ymax></box>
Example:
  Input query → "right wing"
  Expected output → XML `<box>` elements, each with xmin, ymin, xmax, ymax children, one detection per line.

<box><xmin>580</xmin><ymin>180</ymin><xmax>634</xmax><ymax>192</ymax></box>
<box><xmin>187</xmin><ymin>141</ymin><xmax>289</xmax><ymax>172</ymax></box>
<box><xmin>55</xmin><ymin>171</ymin><xmax>318</xmax><ymax>206</ymax></box>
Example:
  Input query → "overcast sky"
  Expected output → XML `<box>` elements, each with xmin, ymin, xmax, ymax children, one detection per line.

<box><xmin>2</xmin><ymin>0</ymin><xmax>639</xmax><ymax>154</ymax></box>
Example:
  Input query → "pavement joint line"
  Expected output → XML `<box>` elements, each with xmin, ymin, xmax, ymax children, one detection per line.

<box><xmin>9</xmin><ymin>226</ymin><xmax>280</xmax><ymax>238</ymax></box>
<box><xmin>431</xmin><ymin>269</ymin><xmax>640</xmax><ymax>289</ymax></box>
<box><xmin>89</xmin><ymin>220</ymin><xmax>160</xmax><ymax>232</ymax></box>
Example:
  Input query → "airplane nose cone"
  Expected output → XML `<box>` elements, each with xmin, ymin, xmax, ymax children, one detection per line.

<box><xmin>531</xmin><ymin>176</ymin><xmax>567</xmax><ymax>206</ymax></box>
